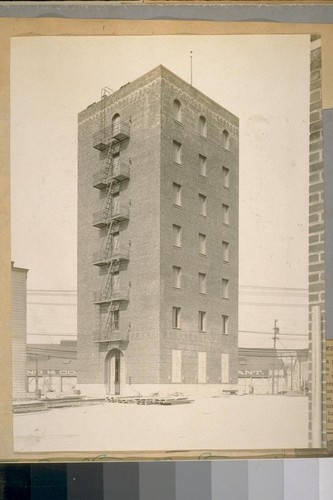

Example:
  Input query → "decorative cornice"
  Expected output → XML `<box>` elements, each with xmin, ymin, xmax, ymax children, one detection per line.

<box><xmin>78</xmin><ymin>64</ymin><xmax>239</xmax><ymax>134</ymax></box>
<box><xmin>161</xmin><ymin>77</ymin><xmax>238</xmax><ymax>134</ymax></box>
<box><xmin>78</xmin><ymin>77</ymin><xmax>161</xmax><ymax>128</ymax></box>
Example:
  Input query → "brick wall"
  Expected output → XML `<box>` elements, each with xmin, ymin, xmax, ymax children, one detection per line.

<box><xmin>159</xmin><ymin>71</ymin><xmax>239</xmax><ymax>385</ymax></box>
<box><xmin>308</xmin><ymin>35</ymin><xmax>326</xmax><ymax>447</ymax></box>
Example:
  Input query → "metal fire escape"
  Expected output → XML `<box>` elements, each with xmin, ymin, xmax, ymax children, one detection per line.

<box><xmin>92</xmin><ymin>88</ymin><xmax>130</xmax><ymax>344</ymax></box>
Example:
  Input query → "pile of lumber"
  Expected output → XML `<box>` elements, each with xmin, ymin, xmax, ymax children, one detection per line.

<box><xmin>106</xmin><ymin>395</ymin><xmax>192</xmax><ymax>406</ymax></box>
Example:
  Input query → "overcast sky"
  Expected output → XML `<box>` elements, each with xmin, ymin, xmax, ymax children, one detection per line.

<box><xmin>10</xmin><ymin>35</ymin><xmax>310</xmax><ymax>346</ymax></box>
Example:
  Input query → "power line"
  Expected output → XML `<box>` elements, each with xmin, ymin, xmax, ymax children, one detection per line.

<box><xmin>27</xmin><ymin>301</ymin><xmax>306</xmax><ymax>308</ymax></box>
<box><xmin>239</xmin><ymin>352</ymin><xmax>307</xmax><ymax>358</ymax></box>
<box><xmin>27</xmin><ymin>333</ymin><xmax>77</xmax><ymax>337</ymax></box>
<box><xmin>27</xmin><ymin>302</ymin><xmax>77</xmax><ymax>306</ymax></box>
<box><xmin>239</xmin><ymin>330</ymin><xmax>307</xmax><ymax>337</ymax></box>
<box><xmin>240</xmin><ymin>291</ymin><xmax>307</xmax><ymax>297</ymax></box>
<box><xmin>28</xmin><ymin>289</ymin><xmax>77</xmax><ymax>293</ymax></box>
<box><xmin>239</xmin><ymin>285</ymin><xmax>307</xmax><ymax>292</ymax></box>
<box><xmin>239</xmin><ymin>302</ymin><xmax>307</xmax><ymax>308</ymax></box>
<box><xmin>27</xmin><ymin>346</ymin><xmax>76</xmax><ymax>351</ymax></box>
<box><xmin>27</xmin><ymin>285</ymin><xmax>308</xmax><ymax>293</ymax></box>
<box><xmin>27</xmin><ymin>353</ymin><xmax>76</xmax><ymax>360</ymax></box>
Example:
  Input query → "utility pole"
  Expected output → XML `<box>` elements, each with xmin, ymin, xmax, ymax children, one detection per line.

<box><xmin>272</xmin><ymin>319</ymin><xmax>279</xmax><ymax>395</ymax></box>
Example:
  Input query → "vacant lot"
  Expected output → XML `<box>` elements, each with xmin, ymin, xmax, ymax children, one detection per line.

<box><xmin>14</xmin><ymin>395</ymin><xmax>309</xmax><ymax>453</ymax></box>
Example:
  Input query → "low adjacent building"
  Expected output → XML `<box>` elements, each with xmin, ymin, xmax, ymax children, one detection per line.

<box><xmin>12</xmin><ymin>263</ymin><xmax>28</xmax><ymax>400</ymax></box>
<box><xmin>238</xmin><ymin>347</ymin><xmax>309</xmax><ymax>395</ymax></box>
<box><xmin>27</xmin><ymin>340</ymin><xmax>78</xmax><ymax>395</ymax></box>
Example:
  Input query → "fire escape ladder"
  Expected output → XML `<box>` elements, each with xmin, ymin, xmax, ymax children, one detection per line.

<box><xmin>93</xmin><ymin>87</ymin><xmax>130</xmax><ymax>343</ymax></box>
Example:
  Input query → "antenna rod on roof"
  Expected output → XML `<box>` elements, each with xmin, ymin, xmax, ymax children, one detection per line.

<box><xmin>190</xmin><ymin>51</ymin><xmax>193</xmax><ymax>86</ymax></box>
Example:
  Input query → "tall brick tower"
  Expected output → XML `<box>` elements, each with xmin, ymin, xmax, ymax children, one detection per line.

<box><xmin>77</xmin><ymin>66</ymin><xmax>239</xmax><ymax>396</ymax></box>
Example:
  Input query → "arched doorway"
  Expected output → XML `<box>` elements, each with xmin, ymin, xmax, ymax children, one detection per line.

<box><xmin>105</xmin><ymin>349</ymin><xmax>125</xmax><ymax>395</ymax></box>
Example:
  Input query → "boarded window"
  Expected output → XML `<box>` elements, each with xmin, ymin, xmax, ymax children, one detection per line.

<box><xmin>221</xmin><ymin>353</ymin><xmax>230</xmax><ymax>383</ymax></box>
<box><xmin>172</xmin><ymin>349</ymin><xmax>182</xmax><ymax>383</ymax></box>
<box><xmin>198</xmin><ymin>352</ymin><xmax>207</xmax><ymax>383</ymax></box>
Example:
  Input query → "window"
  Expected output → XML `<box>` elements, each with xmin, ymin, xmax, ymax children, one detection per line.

<box><xmin>172</xmin><ymin>307</ymin><xmax>181</xmax><ymax>328</ymax></box>
<box><xmin>173</xmin><ymin>140</ymin><xmax>182</xmax><ymax>164</ymax></box>
<box><xmin>113</xmin><ymin>152</ymin><xmax>120</xmax><ymax>169</ymax></box>
<box><xmin>222</xmin><ymin>241</ymin><xmax>229</xmax><ymax>262</ymax></box>
<box><xmin>112</xmin><ymin>310</ymin><xmax>120</xmax><ymax>331</ymax></box>
<box><xmin>112</xmin><ymin>113</ymin><xmax>120</xmax><ymax>134</ymax></box>
<box><xmin>222</xmin><ymin>204</ymin><xmax>229</xmax><ymax>225</ymax></box>
<box><xmin>199</xmin><ymin>233</ymin><xmax>206</xmax><ymax>255</ymax></box>
<box><xmin>199</xmin><ymin>273</ymin><xmax>206</xmax><ymax>294</ymax></box>
<box><xmin>222</xmin><ymin>166</ymin><xmax>229</xmax><ymax>188</ymax></box>
<box><xmin>173</xmin><ymin>182</ymin><xmax>182</xmax><ymax>206</ymax></box>
<box><xmin>173</xmin><ymin>99</ymin><xmax>182</xmax><ymax>122</ymax></box>
<box><xmin>173</xmin><ymin>224</ymin><xmax>182</xmax><ymax>247</ymax></box>
<box><xmin>112</xmin><ymin>272</ymin><xmax>120</xmax><ymax>292</ymax></box>
<box><xmin>112</xmin><ymin>192</ymin><xmax>120</xmax><ymax>213</ymax></box>
<box><xmin>199</xmin><ymin>194</ymin><xmax>207</xmax><ymax>216</ymax></box>
<box><xmin>222</xmin><ymin>129</ymin><xmax>230</xmax><ymax>150</ymax></box>
<box><xmin>198</xmin><ymin>311</ymin><xmax>206</xmax><ymax>332</ymax></box>
<box><xmin>222</xmin><ymin>278</ymin><xmax>229</xmax><ymax>299</ymax></box>
<box><xmin>199</xmin><ymin>154</ymin><xmax>207</xmax><ymax>176</ymax></box>
<box><xmin>199</xmin><ymin>115</ymin><xmax>207</xmax><ymax>137</ymax></box>
<box><xmin>222</xmin><ymin>315</ymin><xmax>229</xmax><ymax>335</ymax></box>
<box><xmin>112</xmin><ymin>232</ymin><xmax>120</xmax><ymax>254</ymax></box>
<box><xmin>173</xmin><ymin>266</ymin><xmax>181</xmax><ymax>288</ymax></box>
